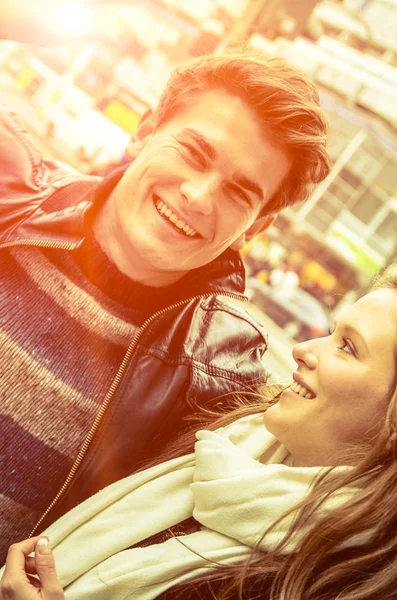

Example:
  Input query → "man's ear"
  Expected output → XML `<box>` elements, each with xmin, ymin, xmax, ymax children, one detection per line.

<box><xmin>125</xmin><ymin>107</ymin><xmax>156</xmax><ymax>158</ymax></box>
<box><xmin>229</xmin><ymin>214</ymin><xmax>276</xmax><ymax>252</ymax></box>
<box><xmin>135</xmin><ymin>107</ymin><xmax>156</xmax><ymax>141</ymax></box>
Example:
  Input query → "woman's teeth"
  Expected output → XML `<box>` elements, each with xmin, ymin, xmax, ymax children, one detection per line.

<box><xmin>289</xmin><ymin>381</ymin><xmax>315</xmax><ymax>399</ymax></box>
<box><xmin>155</xmin><ymin>199</ymin><xmax>197</xmax><ymax>237</ymax></box>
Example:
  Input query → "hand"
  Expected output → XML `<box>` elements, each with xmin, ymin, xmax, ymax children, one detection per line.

<box><xmin>0</xmin><ymin>537</ymin><xmax>64</xmax><ymax>600</ymax></box>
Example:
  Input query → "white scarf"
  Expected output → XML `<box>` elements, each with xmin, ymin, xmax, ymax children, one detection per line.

<box><xmin>2</xmin><ymin>415</ymin><xmax>357</xmax><ymax>599</ymax></box>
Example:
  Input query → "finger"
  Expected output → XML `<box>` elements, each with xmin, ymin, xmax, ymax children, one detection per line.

<box><xmin>1</xmin><ymin>539</ymin><xmax>42</xmax><ymax>600</ymax></box>
<box><xmin>27</xmin><ymin>574</ymin><xmax>41</xmax><ymax>588</ymax></box>
<box><xmin>35</xmin><ymin>538</ymin><xmax>64</xmax><ymax>599</ymax></box>
<box><xmin>25</xmin><ymin>555</ymin><xmax>37</xmax><ymax>574</ymax></box>
<box><xmin>4</xmin><ymin>537</ymin><xmax>41</xmax><ymax>576</ymax></box>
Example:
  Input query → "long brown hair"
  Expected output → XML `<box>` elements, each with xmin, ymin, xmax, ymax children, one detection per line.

<box><xmin>157</xmin><ymin>260</ymin><xmax>397</xmax><ymax>600</ymax></box>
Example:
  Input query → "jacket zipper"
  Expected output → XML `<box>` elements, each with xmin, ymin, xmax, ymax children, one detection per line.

<box><xmin>9</xmin><ymin>239</ymin><xmax>247</xmax><ymax>536</ymax></box>
<box><xmin>29</xmin><ymin>289</ymin><xmax>246</xmax><ymax>536</ymax></box>
<box><xmin>0</xmin><ymin>239</ymin><xmax>77</xmax><ymax>251</ymax></box>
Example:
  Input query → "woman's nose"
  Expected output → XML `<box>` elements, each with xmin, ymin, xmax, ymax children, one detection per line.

<box><xmin>292</xmin><ymin>340</ymin><xmax>318</xmax><ymax>370</ymax></box>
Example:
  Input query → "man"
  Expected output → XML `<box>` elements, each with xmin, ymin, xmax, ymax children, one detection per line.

<box><xmin>0</xmin><ymin>44</ymin><xmax>330</xmax><ymax>561</ymax></box>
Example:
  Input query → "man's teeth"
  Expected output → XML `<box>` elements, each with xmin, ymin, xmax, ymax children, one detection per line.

<box><xmin>289</xmin><ymin>381</ymin><xmax>315</xmax><ymax>399</ymax></box>
<box><xmin>155</xmin><ymin>199</ymin><xmax>197</xmax><ymax>237</ymax></box>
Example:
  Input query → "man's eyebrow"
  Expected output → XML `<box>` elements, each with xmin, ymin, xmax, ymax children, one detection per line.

<box><xmin>335</xmin><ymin>320</ymin><xmax>369</xmax><ymax>354</ymax></box>
<box><xmin>232</xmin><ymin>173</ymin><xmax>264</xmax><ymax>201</ymax></box>
<box><xmin>182</xmin><ymin>128</ymin><xmax>217</xmax><ymax>161</ymax></box>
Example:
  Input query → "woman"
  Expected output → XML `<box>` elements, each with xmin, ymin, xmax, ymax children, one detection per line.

<box><xmin>1</xmin><ymin>261</ymin><xmax>397</xmax><ymax>600</ymax></box>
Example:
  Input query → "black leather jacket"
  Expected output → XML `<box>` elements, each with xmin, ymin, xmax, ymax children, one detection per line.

<box><xmin>0</xmin><ymin>105</ymin><xmax>269</xmax><ymax>532</ymax></box>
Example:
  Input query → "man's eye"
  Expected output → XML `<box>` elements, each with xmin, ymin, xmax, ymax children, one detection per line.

<box><xmin>182</xmin><ymin>144</ymin><xmax>206</xmax><ymax>167</ymax></box>
<box><xmin>227</xmin><ymin>184</ymin><xmax>250</xmax><ymax>205</ymax></box>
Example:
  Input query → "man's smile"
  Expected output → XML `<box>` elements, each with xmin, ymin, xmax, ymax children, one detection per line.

<box><xmin>153</xmin><ymin>195</ymin><xmax>200</xmax><ymax>238</ymax></box>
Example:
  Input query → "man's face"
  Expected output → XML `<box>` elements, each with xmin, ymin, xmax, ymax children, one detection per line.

<box><xmin>108</xmin><ymin>89</ymin><xmax>291</xmax><ymax>283</ymax></box>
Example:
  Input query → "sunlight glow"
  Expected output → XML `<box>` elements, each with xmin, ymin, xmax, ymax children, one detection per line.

<box><xmin>51</xmin><ymin>1</ymin><xmax>92</xmax><ymax>37</ymax></box>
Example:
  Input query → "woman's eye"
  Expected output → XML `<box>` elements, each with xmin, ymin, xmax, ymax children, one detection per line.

<box><xmin>329</xmin><ymin>328</ymin><xmax>355</xmax><ymax>356</ymax></box>
<box><xmin>339</xmin><ymin>338</ymin><xmax>355</xmax><ymax>356</ymax></box>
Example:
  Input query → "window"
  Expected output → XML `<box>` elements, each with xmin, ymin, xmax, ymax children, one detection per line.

<box><xmin>319</xmin><ymin>192</ymin><xmax>343</xmax><ymax>218</ymax></box>
<box><xmin>375</xmin><ymin>212</ymin><xmax>397</xmax><ymax>247</ymax></box>
<box><xmin>327</xmin><ymin>179</ymin><xmax>356</xmax><ymax>207</ymax></box>
<box><xmin>374</xmin><ymin>159</ymin><xmax>397</xmax><ymax>196</ymax></box>
<box><xmin>348</xmin><ymin>149</ymin><xmax>380</xmax><ymax>181</ymax></box>
<box><xmin>340</xmin><ymin>167</ymin><xmax>361</xmax><ymax>189</ymax></box>
<box><xmin>350</xmin><ymin>190</ymin><xmax>383</xmax><ymax>223</ymax></box>
<box><xmin>306</xmin><ymin>207</ymin><xmax>333</xmax><ymax>233</ymax></box>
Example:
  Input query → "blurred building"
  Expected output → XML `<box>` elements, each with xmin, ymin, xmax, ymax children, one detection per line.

<box><xmin>0</xmin><ymin>0</ymin><xmax>325</xmax><ymax>167</ymax></box>
<box><xmin>248</xmin><ymin>0</ymin><xmax>397</xmax><ymax>297</ymax></box>
<box><xmin>0</xmin><ymin>0</ymin><xmax>252</xmax><ymax>166</ymax></box>
<box><xmin>251</xmin><ymin>0</ymin><xmax>322</xmax><ymax>39</ymax></box>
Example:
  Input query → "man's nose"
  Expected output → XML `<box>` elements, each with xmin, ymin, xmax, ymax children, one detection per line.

<box><xmin>180</xmin><ymin>174</ymin><xmax>220</xmax><ymax>215</ymax></box>
<box><xmin>292</xmin><ymin>339</ymin><xmax>318</xmax><ymax>370</ymax></box>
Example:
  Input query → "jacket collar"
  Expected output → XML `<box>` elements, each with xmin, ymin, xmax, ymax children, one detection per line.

<box><xmin>179</xmin><ymin>247</ymin><xmax>246</xmax><ymax>298</ymax></box>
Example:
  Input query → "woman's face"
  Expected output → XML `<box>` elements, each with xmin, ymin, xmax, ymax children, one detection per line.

<box><xmin>264</xmin><ymin>289</ymin><xmax>397</xmax><ymax>467</ymax></box>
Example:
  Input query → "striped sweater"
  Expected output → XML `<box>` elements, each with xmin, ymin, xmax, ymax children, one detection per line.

<box><xmin>0</xmin><ymin>232</ymin><xmax>181</xmax><ymax>564</ymax></box>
